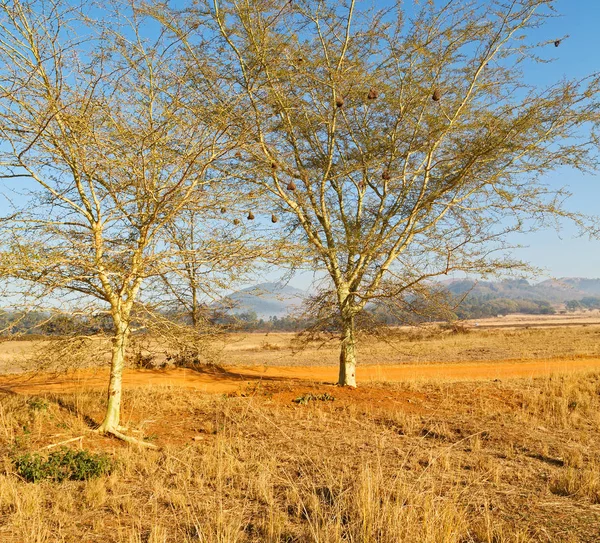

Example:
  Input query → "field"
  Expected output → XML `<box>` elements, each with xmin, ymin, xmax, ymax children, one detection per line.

<box><xmin>1</xmin><ymin>318</ymin><xmax>600</xmax><ymax>542</ymax></box>
<box><xmin>3</xmin><ymin>313</ymin><xmax>600</xmax><ymax>375</ymax></box>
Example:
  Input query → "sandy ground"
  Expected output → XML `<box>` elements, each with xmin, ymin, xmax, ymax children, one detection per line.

<box><xmin>2</xmin><ymin>356</ymin><xmax>600</xmax><ymax>395</ymax></box>
<box><xmin>463</xmin><ymin>310</ymin><xmax>600</xmax><ymax>328</ymax></box>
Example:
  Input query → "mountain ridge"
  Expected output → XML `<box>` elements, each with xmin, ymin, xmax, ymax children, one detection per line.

<box><xmin>444</xmin><ymin>277</ymin><xmax>600</xmax><ymax>302</ymax></box>
<box><xmin>218</xmin><ymin>282</ymin><xmax>307</xmax><ymax>318</ymax></box>
<box><xmin>220</xmin><ymin>278</ymin><xmax>600</xmax><ymax>319</ymax></box>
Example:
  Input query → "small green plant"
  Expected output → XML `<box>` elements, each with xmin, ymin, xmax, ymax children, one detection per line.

<box><xmin>292</xmin><ymin>393</ymin><xmax>335</xmax><ymax>405</ymax></box>
<box><xmin>27</xmin><ymin>397</ymin><xmax>49</xmax><ymax>412</ymax></box>
<box><xmin>14</xmin><ymin>447</ymin><xmax>113</xmax><ymax>483</ymax></box>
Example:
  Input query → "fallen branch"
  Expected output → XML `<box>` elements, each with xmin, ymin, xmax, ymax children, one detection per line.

<box><xmin>42</xmin><ymin>435</ymin><xmax>84</xmax><ymax>450</ymax></box>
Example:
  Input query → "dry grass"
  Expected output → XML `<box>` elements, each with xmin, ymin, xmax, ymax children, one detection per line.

<box><xmin>219</xmin><ymin>324</ymin><xmax>600</xmax><ymax>367</ymax></box>
<box><xmin>2</xmin><ymin>323</ymin><xmax>600</xmax><ymax>373</ymax></box>
<box><xmin>0</xmin><ymin>370</ymin><xmax>599</xmax><ymax>541</ymax></box>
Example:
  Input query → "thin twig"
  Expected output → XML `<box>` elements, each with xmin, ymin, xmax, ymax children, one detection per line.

<box><xmin>42</xmin><ymin>435</ymin><xmax>84</xmax><ymax>450</ymax></box>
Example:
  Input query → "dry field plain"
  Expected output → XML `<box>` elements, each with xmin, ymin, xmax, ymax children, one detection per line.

<box><xmin>3</xmin><ymin>313</ymin><xmax>600</xmax><ymax>375</ymax></box>
<box><xmin>0</xmin><ymin>318</ymin><xmax>600</xmax><ymax>542</ymax></box>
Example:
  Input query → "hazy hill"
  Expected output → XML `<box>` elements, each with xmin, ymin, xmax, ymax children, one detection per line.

<box><xmin>444</xmin><ymin>277</ymin><xmax>600</xmax><ymax>303</ymax></box>
<box><xmin>218</xmin><ymin>278</ymin><xmax>600</xmax><ymax>322</ymax></box>
<box><xmin>219</xmin><ymin>282</ymin><xmax>306</xmax><ymax>319</ymax></box>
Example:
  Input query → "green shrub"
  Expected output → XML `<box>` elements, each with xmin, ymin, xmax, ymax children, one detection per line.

<box><xmin>27</xmin><ymin>397</ymin><xmax>49</xmax><ymax>411</ymax></box>
<box><xmin>14</xmin><ymin>447</ymin><xmax>112</xmax><ymax>483</ymax></box>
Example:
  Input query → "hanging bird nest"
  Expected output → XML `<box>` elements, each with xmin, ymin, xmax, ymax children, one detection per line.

<box><xmin>367</xmin><ymin>88</ymin><xmax>379</xmax><ymax>100</ymax></box>
<box><xmin>271</xmin><ymin>162</ymin><xmax>278</xmax><ymax>170</ymax></box>
<box><xmin>432</xmin><ymin>88</ymin><xmax>441</xmax><ymax>101</ymax></box>
<box><xmin>554</xmin><ymin>39</ymin><xmax>561</xmax><ymax>47</ymax></box>
<box><xmin>234</xmin><ymin>151</ymin><xmax>242</xmax><ymax>158</ymax></box>
<box><xmin>382</xmin><ymin>170</ymin><xmax>391</xmax><ymax>181</ymax></box>
<box><xmin>247</xmin><ymin>211</ymin><xmax>255</xmax><ymax>220</ymax></box>
<box><xmin>335</xmin><ymin>97</ymin><xmax>344</xmax><ymax>108</ymax></box>
<box><xmin>233</xmin><ymin>219</ymin><xmax>241</xmax><ymax>225</ymax></box>
<box><xmin>358</xmin><ymin>180</ymin><xmax>366</xmax><ymax>191</ymax></box>
<box><xmin>220</xmin><ymin>207</ymin><xmax>226</xmax><ymax>214</ymax></box>
<box><xmin>287</xmin><ymin>181</ymin><xmax>296</xmax><ymax>191</ymax></box>
<box><xmin>271</xmin><ymin>214</ymin><xmax>278</xmax><ymax>223</ymax></box>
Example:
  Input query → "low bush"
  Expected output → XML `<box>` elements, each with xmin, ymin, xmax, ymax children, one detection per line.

<box><xmin>14</xmin><ymin>447</ymin><xmax>112</xmax><ymax>483</ymax></box>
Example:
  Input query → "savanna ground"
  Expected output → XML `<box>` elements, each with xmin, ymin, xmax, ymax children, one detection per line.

<box><xmin>1</xmin><ymin>316</ymin><xmax>600</xmax><ymax>542</ymax></box>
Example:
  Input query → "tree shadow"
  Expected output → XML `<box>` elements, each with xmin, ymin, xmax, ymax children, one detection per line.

<box><xmin>47</xmin><ymin>395</ymin><xmax>99</xmax><ymax>429</ymax></box>
<box><xmin>0</xmin><ymin>387</ymin><xmax>18</xmax><ymax>396</ymax></box>
<box><xmin>181</xmin><ymin>363</ymin><xmax>311</xmax><ymax>385</ymax></box>
<box><xmin>526</xmin><ymin>452</ymin><xmax>565</xmax><ymax>467</ymax></box>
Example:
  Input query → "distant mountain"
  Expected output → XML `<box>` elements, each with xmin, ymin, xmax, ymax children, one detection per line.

<box><xmin>218</xmin><ymin>277</ymin><xmax>600</xmax><ymax>321</ymax></box>
<box><xmin>218</xmin><ymin>282</ymin><xmax>307</xmax><ymax>318</ymax></box>
<box><xmin>444</xmin><ymin>277</ymin><xmax>600</xmax><ymax>303</ymax></box>
<box><xmin>537</xmin><ymin>278</ymin><xmax>600</xmax><ymax>297</ymax></box>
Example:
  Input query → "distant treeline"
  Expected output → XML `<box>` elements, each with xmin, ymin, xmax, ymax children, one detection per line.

<box><xmin>222</xmin><ymin>312</ymin><xmax>312</xmax><ymax>332</ymax></box>
<box><xmin>207</xmin><ymin>297</ymin><xmax>559</xmax><ymax>331</ymax></box>
<box><xmin>2</xmin><ymin>295</ymin><xmax>598</xmax><ymax>337</ymax></box>
<box><xmin>452</xmin><ymin>296</ymin><xmax>555</xmax><ymax>319</ymax></box>
<box><xmin>0</xmin><ymin>309</ymin><xmax>310</xmax><ymax>336</ymax></box>
<box><xmin>0</xmin><ymin>311</ymin><xmax>113</xmax><ymax>337</ymax></box>
<box><xmin>564</xmin><ymin>297</ymin><xmax>600</xmax><ymax>311</ymax></box>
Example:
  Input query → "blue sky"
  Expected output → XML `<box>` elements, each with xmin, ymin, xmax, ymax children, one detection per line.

<box><xmin>488</xmin><ymin>0</ymin><xmax>600</xmax><ymax>280</ymax></box>
<box><xmin>1</xmin><ymin>0</ymin><xmax>599</xmax><ymax>294</ymax></box>
<box><xmin>270</xmin><ymin>0</ymin><xmax>600</xmax><ymax>290</ymax></box>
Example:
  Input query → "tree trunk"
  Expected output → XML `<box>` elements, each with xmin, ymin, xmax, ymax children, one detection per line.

<box><xmin>338</xmin><ymin>315</ymin><xmax>357</xmax><ymax>387</ymax></box>
<box><xmin>98</xmin><ymin>321</ymin><xmax>129</xmax><ymax>433</ymax></box>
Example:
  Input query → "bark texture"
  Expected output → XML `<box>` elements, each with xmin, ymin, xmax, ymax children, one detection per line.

<box><xmin>98</xmin><ymin>322</ymin><xmax>129</xmax><ymax>433</ymax></box>
<box><xmin>338</xmin><ymin>316</ymin><xmax>357</xmax><ymax>387</ymax></box>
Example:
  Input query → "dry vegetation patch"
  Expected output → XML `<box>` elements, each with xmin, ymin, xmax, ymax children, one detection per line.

<box><xmin>0</xmin><ymin>373</ymin><xmax>599</xmax><ymax>542</ymax></box>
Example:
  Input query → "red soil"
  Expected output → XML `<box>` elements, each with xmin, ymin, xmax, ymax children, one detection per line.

<box><xmin>1</xmin><ymin>356</ymin><xmax>599</xmax><ymax>395</ymax></box>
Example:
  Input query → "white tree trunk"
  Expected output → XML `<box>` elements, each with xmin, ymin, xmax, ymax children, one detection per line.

<box><xmin>338</xmin><ymin>316</ymin><xmax>357</xmax><ymax>387</ymax></box>
<box><xmin>98</xmin><ymin>321</ymin><xmax>129</xmax><ymax>432</ymax></box>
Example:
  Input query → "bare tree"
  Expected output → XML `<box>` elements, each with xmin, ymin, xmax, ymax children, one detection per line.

<box><xmin>0</xmin><ymin>0</ymin><xmax>246</xmax><ymax>443</ymax></box>
<box><xmin>157</xmin><ymin>207</ymin><xmax>270</xmax><ymax>326</ymax></box>
<box><xmin>181</xmin><ymin>0</ymin><xmax>600</xmax><ymax>387</ymax></box>
<box><xmin>143</xmin><ymin>205</ymin><xmax>272</xmax><ymax>367</ymax></box>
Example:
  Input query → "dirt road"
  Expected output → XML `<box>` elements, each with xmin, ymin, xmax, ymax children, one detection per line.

<box><xmin>1</xmin><ymin>356</ymin><xmax>600</xmax><ymax>395</ymax></box>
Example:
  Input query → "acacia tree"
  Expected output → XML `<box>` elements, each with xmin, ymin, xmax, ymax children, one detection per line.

<box><xmin>0</xmin><ymin>0</ymin><xmax>245</xmax><ymax>442</ymax></box>
<box><xmin>184</xmin><ymin>0</ymin><xmax>600</xmax><ymax>387</ymax></box>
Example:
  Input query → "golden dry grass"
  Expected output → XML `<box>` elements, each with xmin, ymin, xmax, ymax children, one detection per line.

<box><xmin>3</xmin><ymin>321</ymin><xmax>600</xmax><ymax>374</ymax></box>
<box><xmin>206</xmin><ymin>323</ymin><xmax>600</xmax><ymax>368</ymax></box>
<box><xmin>0</xmin><ymin>371</ymin><xmax>599</xmax><ymax>542</ymax></box>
